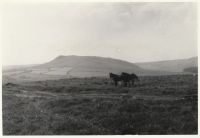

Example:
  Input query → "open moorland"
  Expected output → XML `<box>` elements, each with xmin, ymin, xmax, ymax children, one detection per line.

<box><xmin>2</xmin><ymin>74</ymin><xmax>198</xmax><ymax>135</ymax></box>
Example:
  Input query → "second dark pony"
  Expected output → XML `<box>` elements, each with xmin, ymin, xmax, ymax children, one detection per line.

<box><xmin>120</xmin><ymin>72</ymin><xmax>139</xmax><ymax>87</ymax></box>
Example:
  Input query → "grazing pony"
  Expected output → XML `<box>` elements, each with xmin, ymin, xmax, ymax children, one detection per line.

<box><xmin>120</xmin><ymin>72</ymin><xmax>139</xmax><ymax>87</ymax></box>
<box><xmin>120</xmin><ymin>72</ymin><xmax>132</xmax><ymax>87</ymax></box>
<box><xmin>109</xmin><ymin>73</ymin><xmax>121</xmax><ymax>86</ymax></box>
<box><xmin>130</xmin><ymin>73</ymin><xmax>139</xmax><ymax>86</ymax></box>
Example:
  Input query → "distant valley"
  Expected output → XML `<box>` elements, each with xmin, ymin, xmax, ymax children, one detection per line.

<box><xmin>136</xmin><ymin>57</ymin><xmax>197</xmax><ymax>73</ymax></box>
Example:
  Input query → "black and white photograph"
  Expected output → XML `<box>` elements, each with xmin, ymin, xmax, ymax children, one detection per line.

<box><xmin>1</xmin><ymin>0</ymin><xmax>198</xmax><ymax>135</ymax></box>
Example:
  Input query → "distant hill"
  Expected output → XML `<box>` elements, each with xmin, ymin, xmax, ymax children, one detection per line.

<box><xmin>3</xmin><ymin>55</ymin><xmax>192</xmax><ymax>82</ymax></box>
<box><xmin>34</xmin><ymin>55</ymin><xmax>166</xmax><ymax>77</ymax></box>
<box><xmin>136</xmin><ymin>57</ymin><xmax>198</xmax><ymax>73</ymax></box>
<box><xmin>183</xmin><ymin>66</ymin><xmax>198</xmax><ymax>74</ymax></box>
<box><xmin>2</xmin><ymin>55</ymin><xmax>173</xmax><ymax>82</ymax></box>
<box><xmin>36</xmin><ymin>55</ymin><xmax>141</xmax><ymax>70</ymax></box>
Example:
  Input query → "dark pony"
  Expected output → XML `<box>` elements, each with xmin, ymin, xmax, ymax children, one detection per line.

<box><xmin>120</xmin><ymin>72</ymin><xmax>132</xmax><ymax>87</ymax></box>
<box><xmin>120</xmin><ymin>72</ymin><xmax>139</xmax><ymax>87</ymax></box>
<box><xmin>109</xmin><ymin>73</ymin><xmax>121</xmax><ymax>86</ymax></box>
<box><xmin>130</xmin><ymin>73</ymin><xmax>139</xmax><ymax>86</ymax></box>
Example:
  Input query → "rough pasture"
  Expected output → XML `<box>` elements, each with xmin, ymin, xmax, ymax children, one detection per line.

<box><xmin>2</xmin><ymin>74</ymin><xmax>198</xmax><ymax>135</ymax></box>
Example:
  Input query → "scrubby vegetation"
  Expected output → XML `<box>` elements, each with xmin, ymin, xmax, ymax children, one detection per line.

<box><xmin>2</xmin><ymin>74</ymin><xmax>198</xmax><ymax>135</ymax></box>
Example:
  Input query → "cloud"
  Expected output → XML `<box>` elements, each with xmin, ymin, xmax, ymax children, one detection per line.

<box><xmin>2</xmin><ymin>2</ymin><xmax>197</xmax><ymax>65</ymax></box>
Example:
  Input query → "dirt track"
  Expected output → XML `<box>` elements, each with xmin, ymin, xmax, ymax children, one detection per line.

<box><xmin>4</xmin><ymin>89</ymin><xmax>180</xmax><ymax>101</ymax></box>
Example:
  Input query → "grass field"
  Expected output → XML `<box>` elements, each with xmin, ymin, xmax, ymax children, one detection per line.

<box><xmin>2</xmin><ymin>74</ymin><xmax>198</xmax><ymax>135</ymax></box>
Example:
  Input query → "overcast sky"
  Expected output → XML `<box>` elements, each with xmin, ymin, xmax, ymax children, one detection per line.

<box><xmin>2</xmin><ymin>2</ymin><xmax>197</xmax><ymax>65</ymax></box>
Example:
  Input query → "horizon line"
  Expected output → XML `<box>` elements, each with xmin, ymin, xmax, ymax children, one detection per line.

<box><xmin>2</xmin><ymin>55</ymin><xmax>198</xmax><ymax>67</ymax></box>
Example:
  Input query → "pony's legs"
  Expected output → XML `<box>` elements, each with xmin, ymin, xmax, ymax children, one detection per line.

<box><xmin>114</xmin><ymin>81</ymin><xmax>117</xmax><ymax>86</ymax></box>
